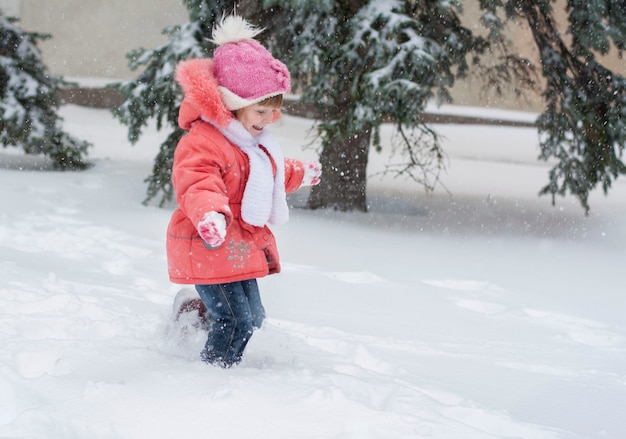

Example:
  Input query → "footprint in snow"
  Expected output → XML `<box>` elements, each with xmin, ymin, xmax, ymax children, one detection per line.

<box><xmin>283</xmin><ymin>264</ymin><xmax>387</xmax><ymax>284</ymax></box>
<box><xmin>422</xmin><ymin>278</ymin><xmax>511</xmax><ymax>315</ymax></box>
<box><xmin>522</xmin><ymin>308</ymin><xmax>624</xmax><ymax>348</ymax></box>
<box><xmin>324</xmin><ymin>271</ymin><xmax>386</xmax><ymax>284</ymax></box>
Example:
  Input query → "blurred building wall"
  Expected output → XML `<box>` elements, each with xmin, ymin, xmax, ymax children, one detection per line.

<box><xmin>5</xmin><ymin>0</ymin><xmax>187</xmax><ymax>80</ymax></box>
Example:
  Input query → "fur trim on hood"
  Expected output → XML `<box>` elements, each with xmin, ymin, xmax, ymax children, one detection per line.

<box><xmin>175</xmin><ymin>58</ymin><xmax>233</xmax><ymax>129</ymax></box>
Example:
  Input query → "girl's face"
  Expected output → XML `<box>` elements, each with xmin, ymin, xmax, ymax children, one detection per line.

<box><xmin>235</xmin><ymin>104</ymin><xmax>280</xmax><ymax>137</ymax></box>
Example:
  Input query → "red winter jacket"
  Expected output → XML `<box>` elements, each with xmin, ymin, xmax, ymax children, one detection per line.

<box><xmin>166</xmin><ymin>59</ymin><xmax>305</xmax><ymax>285</ymax></box>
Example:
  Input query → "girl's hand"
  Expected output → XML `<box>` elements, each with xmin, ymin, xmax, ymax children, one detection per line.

<box><xmin>197</xmin><ymin>211</ymin><xmax>227</xmax><ymax>248</ymax></box>
<box><xmin>301</xmin><ymin>160</ymin><xmax>322</xmax><ymax>186</ymax></box>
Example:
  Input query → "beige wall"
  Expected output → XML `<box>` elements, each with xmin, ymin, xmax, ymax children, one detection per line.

<box><xmin>0</xmin><ymin>0</ymin><xmax>20</xmax><ymax>17</ymax></box>
<box><xmin>2</xmin><ymin>0</ymin><xmax>624</xmax><ymax>112</ymax></box>
<box><xmin>9</xmin><ymin>0</ymin><xmax>187</xmax><ymax>79</ymax></box>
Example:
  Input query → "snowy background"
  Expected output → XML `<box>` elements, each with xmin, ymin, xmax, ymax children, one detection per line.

<box><xmin>1</xmin><ymin>103</ymin><xmax>625</xmax><ymax>438</ymax></box>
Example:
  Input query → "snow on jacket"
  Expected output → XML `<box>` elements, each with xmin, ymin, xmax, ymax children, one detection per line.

<box><xmin>166</xmin><ymin>58</ymin><xmax>306</xmax><ymax>285</ymax></box>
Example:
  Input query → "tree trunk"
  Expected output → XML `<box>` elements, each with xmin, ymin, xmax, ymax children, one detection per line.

<box><xmin>307</xmin><ymin>123</ymin><xmax>372</xmax><ymax>212</ymax></box>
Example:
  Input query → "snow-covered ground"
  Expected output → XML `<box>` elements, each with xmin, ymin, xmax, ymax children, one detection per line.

<box><xmin>1</xmin><ymin>104</ymin><xmax>625</xmax><ymax>439</ymax></box>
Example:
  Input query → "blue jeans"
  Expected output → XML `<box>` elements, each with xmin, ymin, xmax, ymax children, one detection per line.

<box><xmin>195</xmin><ymin>279</ymin><xmax>265</xmax><ymax>367</ymax></box>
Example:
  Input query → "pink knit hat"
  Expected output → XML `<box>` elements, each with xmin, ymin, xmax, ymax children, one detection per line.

<box><xmin>212</xmin><ymin>15</ymin><xmax>290</xmax><ymax>111</ymax></box>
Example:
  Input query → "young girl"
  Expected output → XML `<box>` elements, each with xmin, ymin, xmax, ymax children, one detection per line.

<box><xmin>166</xmin><ymin>15</ymin><xmax>321</xmax><ymax>368</ymax></box>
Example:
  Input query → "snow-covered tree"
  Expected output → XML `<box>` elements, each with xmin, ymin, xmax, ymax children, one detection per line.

<box><xmin>475</xmin><ymin>0</ymin><xmax>626</xmax><ymax>213</ymax></box>
<box><xmin>115</xmin><ymin>0</ymin><xmax>505</xmax><ymax>208</ymax></box>
<box><xmin>253</xmin><ymin>0</ymin><xmax>505</xmax><ymax>211</ymax></box>
<box><xmin>504</xmin><ymin>0</ymin><xmax>626</xmax><ymax>213</ymax></box>
<box><xmin>0</xmin><ymin>13</ymin><xmax>90</xmax><ymax>170</ymax></box>
<box><xmin>115</xmin><ymin>0</ymin><xmax>626</xmax><ymax>213</ymax></box>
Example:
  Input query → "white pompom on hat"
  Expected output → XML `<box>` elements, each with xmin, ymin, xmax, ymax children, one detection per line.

<box><xmin>211</xmin><ymin>15</ymin><xmax>291</xmax><ymax>111</ymax></box>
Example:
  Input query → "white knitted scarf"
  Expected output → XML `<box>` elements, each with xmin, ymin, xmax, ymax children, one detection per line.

<box><xmin>211</xmin><ymin>119</ymin><xmax>289</xmax><ymax>227</ymax></box>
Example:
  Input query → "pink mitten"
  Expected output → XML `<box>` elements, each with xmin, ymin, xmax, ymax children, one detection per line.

<box><xmin>197</xmin><ymin>212</ymin><xmax>226</xmax><ymax>248</ymax></box>
<box><xmin>301</xmin><ymin>160</ymin><xmax>322</xmax><ymax>186</ymax></box>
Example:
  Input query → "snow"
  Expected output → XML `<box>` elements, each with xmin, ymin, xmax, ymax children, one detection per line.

<box><xmin>1</xmin><ymin>103</ymin><xmax>625</xmax><ymax>439</ymax></box>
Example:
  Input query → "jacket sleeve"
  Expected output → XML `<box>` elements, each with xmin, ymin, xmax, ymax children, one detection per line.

<box><xmin>172</xmin><ymin>131</ymin><xmax>233</xmax><ymax>228</ymax></box>
<box><xmin>283</xmin><ymin>158</ymin><xmax>306</xmax><ymax>193</ymax></box>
